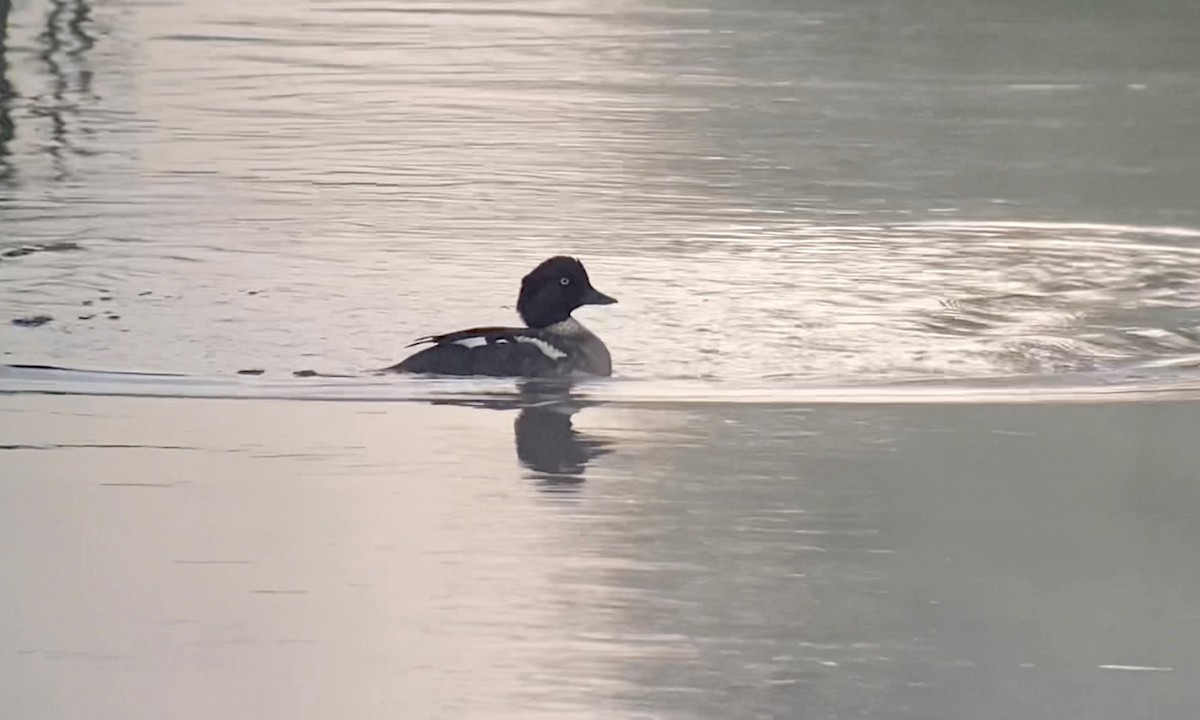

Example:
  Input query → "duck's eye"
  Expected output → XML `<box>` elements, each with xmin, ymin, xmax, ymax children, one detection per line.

<box><xmin>559</xmin><ymin>277</ymin><xmax>571</xmax><ymax>286</ymax></box>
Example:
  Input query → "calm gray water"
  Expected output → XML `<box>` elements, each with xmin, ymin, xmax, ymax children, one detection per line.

<box><xmin>5</xmin><ymin>393</ymin><xmax>1200</xmax><ymax>720</ymax></box>
<box><xmin>3</xmin><ymin>0</ymin><xmax>1200</xmax><ymax>718</ymax></box>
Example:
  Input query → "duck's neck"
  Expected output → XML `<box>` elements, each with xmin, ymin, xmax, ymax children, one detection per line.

<box><xmin>544</xmin><ymin>316</ymin><xmax>611</xmax><ymax>375</ymax></box>
<box><xmin>543</xmin><ymin>317</ymin><xmax>591</xmax><ymax>336</ymax></box>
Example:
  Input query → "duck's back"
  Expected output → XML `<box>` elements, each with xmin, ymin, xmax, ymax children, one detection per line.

<box><xmin>386</xmin><ymin>325</ymin><xmax>609</xmax><ymax>377</ymax></box>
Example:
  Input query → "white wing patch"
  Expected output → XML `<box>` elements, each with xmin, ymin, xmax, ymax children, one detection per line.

<box><xmin>516</xmin><ymin>336</ymin><xmax>567</xmax><ymax>360</ymax></box>
<box><xmin>448</xmin><ymin>334</ymin><xmax>562</xmax><ymax>359</ymax></box>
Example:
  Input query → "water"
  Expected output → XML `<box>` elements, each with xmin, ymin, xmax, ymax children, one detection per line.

<box><xmin>3</xmin><ymin>0</ymin><xmax>1200</xmax><ymax>384</ymax></box>
<box><xmin>5</xmin><ymin>393</ymin><xmax>1200</xmax><ymax>719</ymax></box>
<box><xmin>3</xmin><ymin>1</ymin><xmax>1200</xmax><ymax>717</ymax></box>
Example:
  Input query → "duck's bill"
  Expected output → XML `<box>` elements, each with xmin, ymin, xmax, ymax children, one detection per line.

<box><xmin>582</xmin><ymin>286</ymin><xmax>617</xmax><ymax>305</ymax></box>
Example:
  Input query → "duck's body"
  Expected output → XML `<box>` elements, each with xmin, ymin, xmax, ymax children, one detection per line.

<box><xmin>386</xmin><ymin>257</ymin><xmax>616</xmax><ymax>378</ymax></box>
<box><xmin>388</xmin><ymin>318</ymin><xmax>611</xmax><ymax>377</ymax></box>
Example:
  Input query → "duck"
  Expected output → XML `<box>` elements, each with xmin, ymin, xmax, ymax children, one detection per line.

<box><xmin>385</xmin><ymin>256</ymin><xmax>617</xmax><ymax>377</ymax></box>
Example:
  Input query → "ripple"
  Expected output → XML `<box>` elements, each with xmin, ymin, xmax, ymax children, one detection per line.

<box><xmin>5</xmin><ymin>363</ymin><xmax>1200</xmax><ymax>406</ymax></box>
<box><xmin>4</xmin><ymin>221</ymin><xmax>1200</xmax><ymax>386</ymax></box>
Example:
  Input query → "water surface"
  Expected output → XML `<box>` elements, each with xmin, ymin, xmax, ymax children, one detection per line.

<box><xmin>3</xmin><ymin>1</ymin><xmax>1200</xmax><ymax>718</ymax></box>
<box><xmin>2</xmin><ymin>0</ymin><xmax>1199</xmax><ymax>387</ymax></box>
<box><xmin>5</xmin><ymin>393</ymin><xmax>1200</xmax><ymax>719</ymax></box>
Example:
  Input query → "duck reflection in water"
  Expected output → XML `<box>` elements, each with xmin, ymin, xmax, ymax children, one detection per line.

<box><xmin>431</xmin><ymin>380</ymin><xmax>613</xmax><ymax>490</ymax></box>
<box><xmin>515</xmin><ymin>398</ymin><xmax>612</xmax><ymax>488</ymax></box>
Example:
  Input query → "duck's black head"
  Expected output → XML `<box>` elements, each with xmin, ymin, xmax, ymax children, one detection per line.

<box><xmin>517</xmin><ymin>256</ymin><xmax>616</xmax><ymax>328</ymax></box>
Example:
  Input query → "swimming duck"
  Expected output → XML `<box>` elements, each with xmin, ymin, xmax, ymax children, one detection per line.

<box><xmin>386</xmin><ymin>256</ymin><xmax>616</xmax><ymax>377</ymax></box>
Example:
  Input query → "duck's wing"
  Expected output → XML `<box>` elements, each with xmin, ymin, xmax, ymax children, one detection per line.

<box><xmin>386</xmin><ymin>326</ymin><xmax>570</xmax><ymax>377</ymax></box>
<box><xmin>404</xmin><ymin>326</ymin><xmax>516</xmax><ymax>348</ymax></box>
